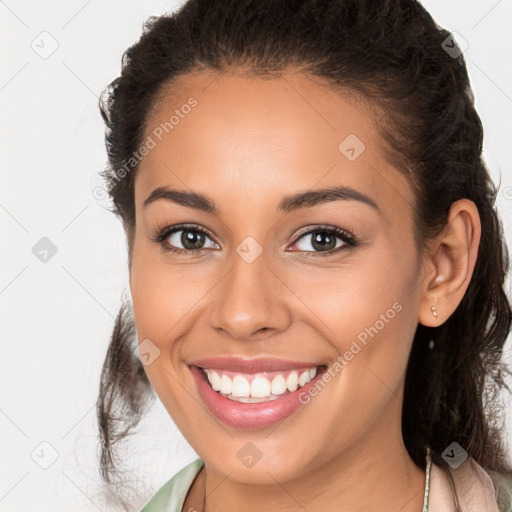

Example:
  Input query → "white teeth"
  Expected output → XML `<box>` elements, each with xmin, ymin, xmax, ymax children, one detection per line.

<box><xmin>220</xmin><ymin>374</ymin><xmax>232</xmax><ymax>395</ymax></box>
<box><xmin>231</xmin><ymin>375</ymin><xmax>250</xmax><ymax>397</ymax></box>
<box><xmin>228</xmin><ymin>394</ymin><xmax>281</xmax><ymax>403</ymax></box>
<box><xmin>298</xmin><ymin>370</ymin><xmax>310</xmax><ymax>387</ymax></box>
<box><xmin>209</xmin><ymin>370</ymin><xmax>221</xmax><ymax>391</ymax></box>
<box><xmin>251</xmin><ymin>377</ymin><xmax>271</xmax><ymax>398</ymax></box>
<box><xmin>271</xmin><ymin>374</ymin><xmax>287</xmax><ymax>395</ymax></box>
<box><xmin>203</xmin><ymin>366</ymin><xmax>320</xmax><ymax>400</ymax></box>
<box><xmin>286</xmin><ymin>371</ymin><xmax>299</xmax><ymax>392</ymax></box>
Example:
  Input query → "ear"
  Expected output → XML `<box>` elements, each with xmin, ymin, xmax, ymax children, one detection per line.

<box><xmin>418</xmin><ymin>199</ymin><xmax>481</xmax><ymax>327</ymax></box>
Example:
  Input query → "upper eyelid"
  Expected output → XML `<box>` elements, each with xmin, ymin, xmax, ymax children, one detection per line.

<box><xmin>292</xmin><ymin>224</ymin><xmax>351</xmax><ymax>238</ymax></box>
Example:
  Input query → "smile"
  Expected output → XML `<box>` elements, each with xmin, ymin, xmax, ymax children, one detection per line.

<box><xmin>202</xmin><ymin>367</ymin><xmax>319</xmax><ymax>402</ymax></box>
<box><xmin>188</xmin><ymin>357</ymin><xmax>328</xmax><ymax>428</ymax></box>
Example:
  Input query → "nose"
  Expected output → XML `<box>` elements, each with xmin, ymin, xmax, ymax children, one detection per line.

<box><xmin>208</xmin><ymin>249</ymin><xmax>292</xmax><ymax>341</ymax></box>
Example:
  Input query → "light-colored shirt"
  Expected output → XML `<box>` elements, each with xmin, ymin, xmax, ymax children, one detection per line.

<box><xmin>140</xmin><ymin>458</ymin><xmax>205</xmax><ymax>512</ymax></box>
<box><xmin>138</xmin><ymin>456</ymin><xmax>512</xmax><ymax>512</ymax></box>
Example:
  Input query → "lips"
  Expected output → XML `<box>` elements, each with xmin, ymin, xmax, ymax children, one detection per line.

<box><xmin>189</xmin><ymin>356</ymin><xmax>321</xmax><ymax>373</ymax></box>
<box><xmin>188</xmin><ymin>357</ymin><xmax>327</xmax><ymax>428</ymax></box>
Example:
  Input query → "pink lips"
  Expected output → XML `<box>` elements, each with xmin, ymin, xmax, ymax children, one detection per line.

<box><xmin>188</xmin><ymin>356</ymin><xmax>326</xmax><ymax>429</ymax></box>
<box><xmin>188</xmin><ymin>356</ymin><xmax>320</xmax><ymax>373</ymax></box>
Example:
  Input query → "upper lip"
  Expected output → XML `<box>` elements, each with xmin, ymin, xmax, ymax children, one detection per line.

<box><xmin>188</xmin><ymin>356</ymin><xmax>324</xmax><ymax>373</ymax></box>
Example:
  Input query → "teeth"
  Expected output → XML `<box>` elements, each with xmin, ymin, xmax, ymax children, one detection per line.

<box><xmin>251</xmin><ymin>377</ymin><xmax>271</xmax><ymax>398</ymax></box>
<box><xmin>220</xmin><ymin>374</ymin><xmax>232</xmax><ymax>395</ymax></box>
<box><xmin>271</xmin><ymin>375</ymin><xmax>287</xmax><ymax>395</ymax></box>
<box><xmin>298</xmin><ymin>370</ymin><xmax>310</xmax><ymax>387</ymax></box>
<box><xmin>210</xmin><ymin>371</ymin><xmax>221</xmax><ymax>391</ymax></box>
<box><xmin>286</xmin><ymin>371</ymin><xmax>299</xmax><ymax>392</ymax></box>
<box><xmin>232</xmin><ymin>375</ymin><xmax>250</xmax><ymax>397</ymax></box>
<box><xmin>227</xmin><ymin>394</ymin><xmax>281</xmax><ymax>403</ymax></box>
<box><xmin>203</xmin><ymin>366</ymin><xmax>319</xmax><ymax>400</ymax></box>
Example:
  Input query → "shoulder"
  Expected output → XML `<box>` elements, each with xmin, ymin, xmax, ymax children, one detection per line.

<box><xmin>429</xmin><ymin>456</ymin><xmax>512</xmax><ymax>512</ymax></box>
<box><xmin>139</xmin><ymin>458</ymin><xmax>205</xmax><ymax>512</ymax></box>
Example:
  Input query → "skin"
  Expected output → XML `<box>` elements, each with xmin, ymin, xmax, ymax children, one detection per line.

<box><xmin>128</xmin><ymin>70</ymin><xmax>481</xmax><ymax>512</ymax></box>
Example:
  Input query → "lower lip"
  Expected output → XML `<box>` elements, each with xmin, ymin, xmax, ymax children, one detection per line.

<box><xmin>190</xmin><ymin>365</ymin><xmax>327</xmax><ymax>429</ymax></box>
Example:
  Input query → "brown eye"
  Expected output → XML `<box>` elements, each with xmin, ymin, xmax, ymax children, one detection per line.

<box><xmin>171</xmin><ymin>229</ymin><xmax>207</xmax><ymax>250</ymax></box>
<box><xmin>155</xmin><ymin>224</ymin><xmax>220</xmax><ymax>255</ymax></box>
<box><xmin>289</xmin><ymin>226</ymin><xmax>357</xmax><ymax>257</ymax></box>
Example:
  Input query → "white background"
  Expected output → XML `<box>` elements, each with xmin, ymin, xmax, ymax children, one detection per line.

<box><xmin>1</xmin><ymin>1</ymin><xmax>511</xmax><ymax>510</ymax></box>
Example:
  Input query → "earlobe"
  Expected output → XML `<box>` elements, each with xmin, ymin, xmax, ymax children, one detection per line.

<box><xmin>418</xmin><ymin>199</ymin><xmax>481</xmax><ymax>327</ymax></box>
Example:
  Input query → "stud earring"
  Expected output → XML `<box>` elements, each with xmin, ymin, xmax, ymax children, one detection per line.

<box><xmin>431</xmin><ymin>306</ymin><xmax>438</xmax><ymax>319</ymax></box>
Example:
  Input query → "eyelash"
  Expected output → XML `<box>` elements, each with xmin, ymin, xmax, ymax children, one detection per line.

<box><xmin>152</xmin><ymin>223</ymin><xmax>358</xmax><ymax>258</ymax></box>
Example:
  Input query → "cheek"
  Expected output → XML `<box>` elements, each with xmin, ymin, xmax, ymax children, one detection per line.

<box><xmin>129</xmin><ymin>239</ymin><xmax>202</xmax><ymax>344</ymax></box>
<box><xmin>286</xmin><ymin>255</ymin><xmax>416</xmax><ymax>399</ymax></box>
<box><xmin>129</xmin><ymin>248</ymin><xmax>193</xmax><ymax>418</ymax></box>
<box><xmin>339</xmin><ymin>299</ymin><xmax>417</xmax><ymax>426</ymax></box>
<box><xmin>284</xmin><ymin>256</ymin><xmax>408</xmax><ymax>344</ymax></box>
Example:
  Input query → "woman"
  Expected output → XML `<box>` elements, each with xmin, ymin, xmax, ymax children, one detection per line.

<box><xmin>96</xmin><ymin>0</ymin><xmax>512</xmax><ymax>510</ymax></box>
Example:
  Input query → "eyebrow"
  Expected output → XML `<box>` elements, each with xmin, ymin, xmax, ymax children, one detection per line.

<box><xmin>142</xmin><ymin>185</ymin><xmax>380</xmax><ymax>214</ymax></box>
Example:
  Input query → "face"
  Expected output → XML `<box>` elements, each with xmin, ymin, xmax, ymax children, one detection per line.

<box><xmin>129</xmin><ymin>70</ymin><xmax>425</xmax><ymax>483</ymax></box>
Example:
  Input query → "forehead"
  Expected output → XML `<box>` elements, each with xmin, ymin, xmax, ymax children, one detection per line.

<box><xmin>135</xmin><ymin>70</ymin><xmax>414</xmax><ymax>219</ymax></box>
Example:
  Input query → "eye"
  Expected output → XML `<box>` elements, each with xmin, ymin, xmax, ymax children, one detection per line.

<box><xmin>154</xmin><ymin>224</ymin><xmax>219</xmax><ymax>255</ymax></box>
<box><xmin>288</xmin><ymin>225</ymin><xmax>357</xmax><ymax>257</ymax></box>
<box><xmin>153</xmin><ymin>223</ymin><xmax>358</xmax><ymax>258</ymax></box>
